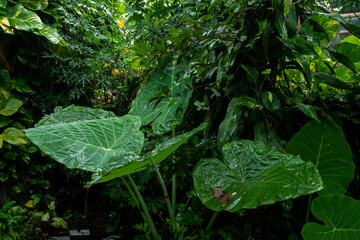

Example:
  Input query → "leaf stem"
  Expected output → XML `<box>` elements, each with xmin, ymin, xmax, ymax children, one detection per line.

<box><xmin>205</xmin><ymin>211</ymin><xmax>220</xmax><ymax>232</ymax></box>
<box><xmin>172</xmin><ymin>174</ymin><xmax>177</xmax><ymax>219</ymax></box>
<box><xmin>127</xmin><ymin>175</ymin><xmax>160</xmax><ymax>240</ymax></box>
<box><xmin>306</xmin><ymin>194</ymin><xmax>313</xmax><ymax>223</ymax></box>
<box><xmin>150</xmin><ymin>157</ymin><xmax>175</xmax><ymax>233</ymax></box>
<box><xmin>121</xmin><ymin>177</ymin><xmax>147</xmax><ymax>222</ymax></box>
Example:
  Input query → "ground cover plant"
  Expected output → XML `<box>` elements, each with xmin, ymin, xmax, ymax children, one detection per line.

<box><xmin>2</xmin><ymin>0</ymin><xmax>360</xmax><ymax>239</ymax></box>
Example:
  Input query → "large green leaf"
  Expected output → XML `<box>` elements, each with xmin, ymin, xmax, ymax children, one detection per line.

<box><xmin>92</xmin><ymin>123</ymin><xmax>207</xmax><ymax>184</ymax></box>
<box><xmin>25</xmin><ymin>107</ymin><xmax>144</xmax><ymax>172</ymax></box>
<box><xmin>193</xmin><ymin>140</ymin><xmax>323</xmax><ymax>212</ymax></box>
<box><xmin>0</xmin><ymin>98</ymin><xmax>23</xmax><ymax>116</ymax></box>
<box><xmin>302</xmin><ymin>194</ymin><xmax>360</xmax><ymax>240</ymax></box>
<box><xmin>129</xmin><ymin>68</ymin><xmax>192</xmax><ymax>134</ymax></box>
<box><xmin>35</xmin><ymin>105</ymin><xmax>117</xmax><ymax>127</ymax></box>
<box><xmin>286</xmin><ymin>116</ymin><xmax>354</xmax><ymax>194</ymax></box>
<box><xmin>335</xmin><ymin>36</ymin><xmax>360</xmax><ymax>63</ymax></box>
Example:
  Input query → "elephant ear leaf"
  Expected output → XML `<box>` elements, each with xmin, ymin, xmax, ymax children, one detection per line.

<box><xmin>129</xmin><ymin>68</ymin><xmax>192</xmax><ymax>134</ymax></box>
<box><xmin>25</xmin><ymin>106</ymin><xmax>144</xmax><ymax>172</ymax></box>
<box><xmin>193</xmin><ymin>140</ymin><xmax>323</xmax><ymax>212</ymax></box>
<box><xmin>286</xmin><ymin>116</ymin><xmax>354</xmax><ymax>195</ymax></box>
<box><xmin>302</xmin><ymin>194</ymin><xmax>360</xmax><ymax>240</ymax></box>
<box><xmin>91</xmin><ymin>123</ymin><xmax>207</xmax><ymax>184</ymax></box>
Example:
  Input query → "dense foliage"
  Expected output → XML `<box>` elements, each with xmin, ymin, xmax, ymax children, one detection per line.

<box><xmin>2</xmin><ymin>0</ymin><xmax>360</xmax><ymax>239</ymax></box>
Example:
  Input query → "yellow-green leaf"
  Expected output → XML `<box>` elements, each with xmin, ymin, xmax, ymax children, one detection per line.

<box><xmin>3</xmin><ymin>127</ymin><xmax>28</xmax><ymax>145</ymax></box>
<box><xmin>6</xmin><ymin>5</ymin><xmax>43</xmax><ymax>31</ymax></box>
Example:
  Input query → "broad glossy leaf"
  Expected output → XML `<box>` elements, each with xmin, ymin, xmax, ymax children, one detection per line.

<box><xmin>36</xmin><ymin>105</ymin><xmax>116</xmax><ymax>127</ymax></box>
<box><xmin>302</xmin><ymin>194</ymin><xmax>360</xmax><ymax>240</ymax></box>
<box><xmin>25</xmin><ymin>108</ymin><xmax>144</xmax><ymax>172</ymax></box>
<box><xmin>285</xmin><ymin>5</ymin><xmax>297</xmax><ymax>37</ymax></box>
<box><xmin>0</xmin><ymin>98</ymin><xmax>23</xmax><ymax>116</ymax></box>
<box><xmin>193</xmin><ymin>140</ymin><xmax>323</xmax><ymax>212</ymax></box>
<box><xmin>129</xmin><ymin>68</ymin><xmax>192</xmax><ymax>134</ymax></box>
<box><xmin>313</xmin><ymin>72</ymin><xmax>349</xmax><ymax>89</ymax></box>
<box><xmin>286</xmin><ymin>116</ymin><xmax>354</xmax><ymax>194</ymax></box>
<box><xmin>92</xmin><ymin>123</ymin><xmax>207</xmax><ymax>184</ymax></box>
<box><xmin>276</xmin><ymin>12</ymin><xmax>288</xmax><ymax>39</ymax></box>
<box><xmin>6</xmin><ymin>5</ymin><xmax>43</xmax><ymax>31</ymax></box>
<box><xmin>260</xmin><ymin>91</ymin><xmax>281</xmax><ymax>112</ymax></box>
<box><xmin>335</xmin><ymin>36</ymin><xmax>360</xmax><ymax>63</ymax></box>
<box><xmin>3</xmin><ymin>127</ymin><xmax>28</xmax><ymax>145</ymax></box>
<box><xmin>32</xmin><ymin>25</ymin><xmax>67</xmax><ymax>47</ymax></box>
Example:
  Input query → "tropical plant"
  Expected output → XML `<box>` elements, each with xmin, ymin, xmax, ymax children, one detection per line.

<box><xmin>11</xmin><ymin>0</ymin><xmax>360</xmax><ymax>239</ymax></box>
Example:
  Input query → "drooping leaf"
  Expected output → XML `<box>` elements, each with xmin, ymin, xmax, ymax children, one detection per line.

<box><xmin>0</xmin><ymin>98</ymin><xmax>23</xmax><ymax>116</ymax></box>
<box><xmin>193</xmin><ymin>140</ymin><xmax>323</xmax><ymax>212</ymax></box>
<box><xmin>313</xmin><ymin>72</ymin><xmax>350</xmax><ymax>89</ymax></box>
<box><xmin>129</xmin><ymin>68</ymin><xmax>192</xmax><ymax>134</ymax></box>
<box><xmin>92</xmin><ymin>123</ymin><xmax>207</xmax><ymax>184</ymax></box>
<box><xmin>3</xmin><ymin>127</ymin><xmax>28</xmax><ymax>145</ymax></box>
<box><xmin>297</xmin><ymin>103</ymin><xmax>319</xmax><ymax>122</ymax></box>
<box><xmin>286</xmin><ymin>116</ymin><xmax>354</xmax><ymax>194</ymax></box>
<box><xmin>32</xmin><ymin>25</ymin><xmax>67</xmax><ymax>47</ymax></box>
<box><xmin>331</xmin><ymin>50</ymin><xmax>358</xmax><ymax>73</ymax></box>
<box><xmin>260</xmin><ymin>91</ymin><xmax>281</xmax><ymax>112</ymax></box>
<box><xmin>302</xmin><ymin>194</ymin><xmax>360</xmax><ymax>240</ymax></box>
<box><xmin>25</xmin><ymin>107</ymin><xmax>144</xmax><ymax>172</ymax></box>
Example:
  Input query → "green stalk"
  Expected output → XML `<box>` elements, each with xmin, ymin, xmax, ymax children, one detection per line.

<box><xmin>172</xmin><ymin>174</ymin><xmax>176</xmax><ymax>219</ymax></box>
<box><xmin>306</xmin><ymin>194</ymin><xmax>313</xmax><ymax>223</ymax></box>
<box><xmin>127</xmin><ymin>175</ymin><xmax>160</xmax><ymax>240</ymax></box>
<box><xmin>205</xmin><ymin>211</ymin><xmax>219</xmax><ymax>232</ymax></box>
<box><xmin>121</xmin><ymin>177</ymin><xmax>147</xmax><ymax>223</ymax></box>
<box><xmin>150</xmin><ymin>157</ymin><xmax>175</xmax><ymax>233</ymax></box>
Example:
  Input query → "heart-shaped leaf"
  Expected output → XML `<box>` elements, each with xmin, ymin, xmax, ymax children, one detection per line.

<box><xmin>193</xmin><ymin>140</ymin><xmax>323</xmax><ymax>212</ymax></box>
<box><xmin>302</xmin><ymin>194</ymin><xmax>360</xmax><ymax>240</ymax></box>
<box><xmin>92</xmin><ymin>123</ymin><xmax>207</xmax><ymax>184</ymax></box>
<box><xmin>129</xmin><ymin>68</ymin><xmax>192</xmax><ymax>134</ymax></box>
<box><xmin>25</xmin><ymin>106</ymin><xmax>144</xmax><ymax>172</ymax></box>
<box><xmin>286</xmin><ymin>116</ymin><xmax>354</xmax><ymax>194</ymax></box>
